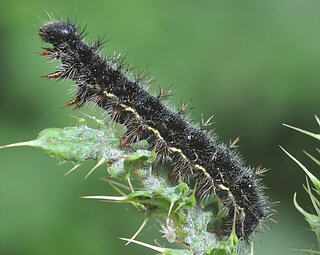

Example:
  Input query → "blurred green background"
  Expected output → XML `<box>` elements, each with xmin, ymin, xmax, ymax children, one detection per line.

<box><xmin>1</xmin><ymin>0</ymin><xmax>320</xmax><ymax>254</ymax></box>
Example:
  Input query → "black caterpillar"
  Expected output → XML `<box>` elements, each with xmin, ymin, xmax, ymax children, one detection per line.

<box><xmin>38</xmin><ymin>20</ymin><xmax>270</xmax><ymax>240</ymax></box>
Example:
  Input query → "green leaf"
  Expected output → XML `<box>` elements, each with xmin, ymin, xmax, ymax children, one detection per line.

<box><xmin>184</xmin><ymin>206</ymin><xmax>221</xmax><ymax>254</ymax></box>
<box><xmin>124</xmin><ymin>150</ymin><xmax>156</xmax><ymax>174</ymax></box>
<box><xmin>206</xmin><ymin>245</ymin><xmax>231</xmax><ymax>255</ymax></box>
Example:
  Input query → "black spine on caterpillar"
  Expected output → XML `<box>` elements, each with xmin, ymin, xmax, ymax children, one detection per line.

<box><xmin>38</xmin><ymin>20</ymin><xmax>270</xmax><ymax>240</ymax></box>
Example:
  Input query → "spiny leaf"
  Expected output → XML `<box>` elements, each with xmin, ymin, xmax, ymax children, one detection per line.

<box><xmin>304</xmin><ymin>150</ymin><xmax>320</xmax><ymax>169</ymax></box>
<box><xmin>280</xmin><ymin>146</ymin><xmax>320</xmax><ymax>191</ymax></box>
<box><xmin>283</xmin><ymin>123</ymin><xmax>320</xmax><ymax>141</ymax></box>
<box><xmin>1</xmin><ymin>113</ymin><xmax>241</xmax><ymax>254</ymax></box>
<box><xmin>294</xmin><ymin>193</ymin><xmax>320</xmax><ymax>244</ymax></box>
<box><xmin>1</xmin><ymin>124</ymin><xmax>122</xmax><ymax>163</ymax></box>
<box><xmin>83</xmin><ymin>181</ymin><xmax>195</xmax><ymax>222</ymax></box>
<box><xmin>304</xmin><ymin>178</ymin><xmax>320</xmax><ymax>216</ymax></box>
<box><xmin>119</xmin><ymin>238</ymin><xmax>193</xmax><ymax>255</ymax></box>
<box><xmin>0</xmin><ymin>116</ymin><xmax>155</xmax><ymax>179</ymax></box>
<box><xmin>292</xmin><ymin>248</ymin><xmax>320</xmax><ymax>254</ymax></box>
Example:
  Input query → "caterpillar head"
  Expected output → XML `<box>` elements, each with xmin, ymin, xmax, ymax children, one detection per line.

<box><xmin>39</xmin><ymin>21</ymin><xmax>76</xmax><ymax>45</ymax></box>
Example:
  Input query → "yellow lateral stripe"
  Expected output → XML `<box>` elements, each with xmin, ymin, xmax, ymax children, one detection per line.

<box><xmin>145</xmin><ymin>125</ymin><xmax>161</xmax><ymax>137</ymax></box>
<box><xmin>168</xmin><ymin>148</ymin><xmax>210</xmax><ymax>178</ymax></box>
<box><xmin>195</xmin><ymin>164</ymin><xmax>211</xmax><ymax>178</ymax></box>
<box><xmin>218</xmin><ymin>184</ymin><xmax>244</xmax><ymax>213</ymax></box>
<box><xmin>218</xmin><ymin>184</ymin><xmax>229</xmax><ymax>191</ymax></box>
<box><xmin>169</xmin><ymin>147</ymin><xmax>182</xmax><ymax>153</ymax></box>
<box><xmin>103</xmin><ymin>91</ymin><xmax>118</xmax><ymax>98</ymax></box>
<box><xmin>102</xmin><ymin>92</ymin><xmax>141</xmax><ymax>120</ymax></box>
<box><xmin>168</xmin><ymin>147</ymin><xmax>188</xmax><ymax>160</ymax></box>
<box><xmin>119</xmin><ymin>104</ymin><xmax>141</xmax><ymax>119</ymax></box>
<box><xmin>101</xmin><ymin>90</ymin><xmax>165</xmax><ymax>143</ymax></box>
